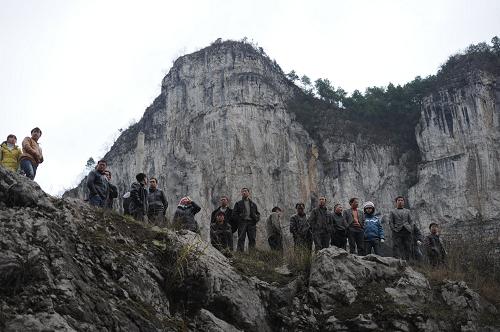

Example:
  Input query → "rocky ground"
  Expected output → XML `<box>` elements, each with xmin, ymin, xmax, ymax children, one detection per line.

<box><xmin>1</xmin><ymin>167</ymin><xmax>499</xmax><ymax>331</ymax></box>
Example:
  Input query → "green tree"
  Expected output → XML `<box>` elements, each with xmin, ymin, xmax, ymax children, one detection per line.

<box><xmin>85</xmin><ymin>157</ymin><xmax>95</xmax><ymax>171</ymax></box>
<box><xmin>286</xmin><ymin>70</ymin><xmax>299</xmax><ymax>82</ymax></box>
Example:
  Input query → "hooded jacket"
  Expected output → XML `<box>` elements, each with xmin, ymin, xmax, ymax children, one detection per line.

<box><xmin>173</xmin><ymin>201</ymin><xmax>201</xmax><ymax>232</ymax></box>
<box><xmin>20</xmin><ymin>137</ymin><xmax>43</xmax><ymax>165</ymax></box>
<box><xmin>0</xmin><ymin>142</ymin><xmax>22</xmax><ymax>171</ymax></box>
<box><xmin>363</xmin><ymin>212</ymin><xmax>384</xmax><ymax>241</ymax></box>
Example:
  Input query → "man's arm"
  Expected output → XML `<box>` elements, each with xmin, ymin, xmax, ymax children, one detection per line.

<box><xmin>86</xmin><ymin>171</ymin><xmax>97</xmax><ymax>197</ymax></box>
<box><xmin>191</xmin><ymin>201</ymin><xmax>201</xmax><ymax>215</ymax></box>
<box><xmin>161</xmin><ymin>191</ymin><xmax>168</xmax><ymax>215</ymax></box>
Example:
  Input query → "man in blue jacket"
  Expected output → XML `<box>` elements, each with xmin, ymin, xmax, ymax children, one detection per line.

<box><xmin>362</xmin><ymin>201</ymin><xmax>384</xmax><ymax>255</ymax></box>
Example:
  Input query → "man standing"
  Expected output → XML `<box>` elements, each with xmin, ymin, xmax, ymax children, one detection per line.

<box><xmin>129</xmin><ymin>173</ymin><xmax>148</xmax><ymax>222</ymax></box>
<box><xmin>233</xmin><ymin>188</ymin><xmax>260</xmax><ymax>252</ymax></box>
<box><xmin>266</xmin><ymin>207</ymin><xmax>283</xmax><ymax>251</ymax></box>
<box><xmin>389</xmin><ymin>196</ymin><xmax>422</xmax><ymax>260</ymax></box>
<box><xmin>331</xmin><ymin>203</ymin><xmax>348</xmax><ymax>250</ymax></box>
<box><xmin>147</xmin><ymin>177</ymin><xmax>168</xmax><ymax>225</ymax></box>
<box><xmin>20</xmin><ymin>127</ymin><xmax>43</xmax><ymax>180</ymax></box>
<box><xmin>424</xmin><ymin>222</ymin><xmax>447</xmax><ymax>267</ymax></box>
<box><xmin>308</xmin><ymin>196</ymin><xmax>331</xmax><ymax>250</ymax></box>
<box><xmin>211</xmin><ymin>196</ymin><xmax>234</xmax><ymax>250</ymax></box>
<box><xmin>86</xmin><ymin>160</ymin><xmax>109</xmax><ymax>208</ymax></box>
<box><xmin>344</xmin><ymin>197</ymin><xmax>365</xmax><ymax>255</ymax></box>
<box><xmin>104</xmin><ymin>170</ymin><xmax>118</xmax><ymax>209</ymax></box>
<box><xmin>362</xmin><ymin>201</ymin><xmax>384</xmax><ymax>255</ymax></box>
<box><xmin>290</xmin><ymin>203</ymin><xmax>312</xmax><ymax>251</ymax></box>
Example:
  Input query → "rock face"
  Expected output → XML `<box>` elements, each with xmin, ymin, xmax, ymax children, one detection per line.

<box><xmin>1</xmin><ymin>167</ymin><xmax>498</xmax><ymax>331</ymax></box>
<box><xmin>65</xmin><ymin>40</ymin><xmax>500</xmax><ymax>247</ymax></box>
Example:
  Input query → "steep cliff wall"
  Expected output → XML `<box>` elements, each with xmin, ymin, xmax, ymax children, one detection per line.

<box><xmin>66</xmin><ymin>41</ymin><xmax>500</xmax><ymax>246</ymax></box>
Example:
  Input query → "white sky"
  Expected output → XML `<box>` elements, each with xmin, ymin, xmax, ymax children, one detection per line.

<box><xmin>1</xmin><ymin>0</ymin><xmax>499</xmax><ymax>195</ymax></box>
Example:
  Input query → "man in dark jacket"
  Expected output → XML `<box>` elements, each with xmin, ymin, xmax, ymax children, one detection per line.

<box><xmin>210</xmin><ymin>211</ymin><xmax>232</xmax><ymax>252</ymax></box>
<box><xmin>389</xmin><ymin>196</ymin><xmax>422</xmax><ymax>260</ymax></box>
<box><xmin>233</xmin><ymin>188</ymin><xmax>260</xmax><ymax>252</ymax></box>
<box><xmin>290</xmin><ymin>203</ymin><xmax>312</xmax><ymax>251</ymax></box>
<box><xmin>344</xmin><ymin>197</ymin><xmax>365</xmax><ymax>255</ymax></box>
<box><xmin>424</xmin><ymin>222</ymin><xmax>447</xmax><ymax>267</ymax></box>
<box><xmin>266</xmin><ymin>207</ymin><xmax>283</xmax><ymax>251</ymax></box>
<box><xmin>129</xmin><ymin>173</ymin><xmax>148</xmax><ymax>222</ymax></box>
<box><xmin>86</xmin><ymin>160</ymin><xmax>109</xmax><ymax>208</ymax></box>
<box><xmin>308</xmin><ymin>196</ymin><xmax>331</xmax><ymax>250</ymax></box>
<box><xmin>104</xmin><ymin>170</ymin><xmax>118</xmax><ymax>209</ymax></box>
<box><xmin>331</xmin><ymin>203</ymin><xmax>348</xmax><ymax>250</ymax></box>
<box><xmin>211</xmin><ymin>196</ymin><xmax>234</xmax><ymax>250</ymax></box>
<box><xmin>147</xmin><ymin>177</ymin><xmax>168</xmax><ymax>226</ymax></box>
<box><xmin>173</xmin><ymin>196</ymin><xmax>201</xmax><ymax>233</ymax></box>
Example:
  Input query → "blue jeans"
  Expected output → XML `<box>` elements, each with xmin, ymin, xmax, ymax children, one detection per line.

<box><xmin>20</xmin><ymin>159</ymin><xmax>38</xmax><ymax>180</ymax></box>
<box><xmin>89</xmin><ymin>195</ymin><xmax>105</xmax><ymax>208</ymax></box>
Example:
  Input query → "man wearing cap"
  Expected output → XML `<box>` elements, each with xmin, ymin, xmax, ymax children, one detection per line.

<box><xmin>210</xmin><ymin>211</ymin><xmax>232</xmax><ymax>252</ymax></box>
<box><xmin>362</xmin><ymin>201</ymin><xmax>384</xmax><ymax>255</ymax></box>
<box><xmin>424</xmin><ymin>223</ymin><xmax>447</xmax><ymax>267</ymax></box>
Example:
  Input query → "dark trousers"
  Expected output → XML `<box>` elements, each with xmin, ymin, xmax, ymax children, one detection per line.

<box><xmin>294</xmin><ymin>234</ymin><xmax>313</xmax><ymax>251</ymax></box>
<box><xmin>237</xmin><ymin>220</ymin><xmax>257</xmax><ymax>252</ymax></box>
<box><xmin>348</xmin><ymin>229</ymin><xmax>364</xmax><ymax>255</ymax></box>
<box><xmin>211</xmin><ymin>231</ymin><xmax>233</xmax><ymax>252</ymax></box>
<box><xmin>89</xmin><ymin>195</ymin><xmax>105</xmax><ymax>208</ymax></box>
<box><xmin>331</xmin><ymin>232</ymin><xmax>347</xmax><ymax>250</ymax></box>
<box><xmin>312</xmin><ymin>232</ymin><xmax>330</xmax><ymax>250</ymax></box>
<box><xmin>393</xmin><ymin>230</ymin><xmax>412</xmax><ymax>260</ymax></box>
<box><xmin>268</xmin><ymin>234</ymin><xmax>283</xmax><ymax>251</ymax></box>
<box><xmin>364</xmin><ymin>239</ymin><xmax>380</xmax><ymax>255</ymax></box>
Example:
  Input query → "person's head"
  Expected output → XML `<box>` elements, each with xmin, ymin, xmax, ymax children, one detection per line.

<box><xmin>104</xmin><ymin>170</ymin><xmax>112</xmax><ymax>181</ymax></box>
<box><xmin>319</xmin><ymin>196</ymin><xmax>327</xmax><ymax>207</ymax></box>
<box><xmin>395</xmin><ymin>196</ymin><xmax>405</xmax><ymax>208</ymax></box>
<box><xmin>179</xmin><ymin>196</ymin><xmax>192</xmax><ymax>206</ymax></box>
<box><xmin>149</xmin><ymin>177</ymin><xmax>158</xmax><ymax>190</ymax></box>
<box><xmin>31</xmin><ymin>127</ymin><xmax>42</xmax><ymax>141</ymax></box>
<box><xmin>96</xmin><ymin>160</ymin><xmax>107</xmax><ymax>173</ymax></box>
<box><xmin>241</xmin><ymin>187</ymin><xmax>250</xmax><ymax>199</ymax></box>
<box><xmin>349</xmin><ymin>197</ymin><xmax>359</xmax><ymax>209</ymax></box>
<box><xmin>429</xmin><ymin>223</ymin><xmax>439</xmax><ymax>234</ymax></box>
<box><xmin>216</xmin><ymin>211</ymin><xmax>225</xmax><ymax>223</ymax></box>
<box><xmin>271</xmin><ymin>206</ymin><xmax>282</xmax><ymax>214</ymax></box>
<box><xmin>220</xmin><ymin>196</ymin><xmax>229</xmax><ymax>207</ymax></box>
<box><xmin>363</xmin><ymin>201</ymin><xmax>375</xmax><ymax>214</ymax></box>
<box><xmin>334</xmin><ymin>203</ymin><xmax>343</xmax><ymax>214</ymax></box>
<box><xmin>6</xmin><ymin>134</ymin><xmax>17</xmax><ymax>144</ymax></box>
<box><xmin>295</xmin><ymin>202</ymin><xmax>305</xmax><ymax>214</ymax></box>
<box><xmin>136</xmin><ymin>173</ymin><xmax>147</xmax><ymax>185</ymax></box>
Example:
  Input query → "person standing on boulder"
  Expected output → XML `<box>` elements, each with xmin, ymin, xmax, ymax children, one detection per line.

<box><xmin>20</xmin><ymin>127</ymin><xmax>43</xmax><ymax>180</ymax></box>
<box><xmin>290</xmin><ymin>203</ymin><xmax>312</xmax><ymax>251</ymax></box>
<box><xmin>308</xmin><ymin>196</ymin><xmax>331</xmax><ymax>250</ymax></box>
<box><xmin>173</xmin><ymin>196</ymin><xmax>201</xmax><ymax>233</ymax></box>
<box><xmin>344</xmin><ymin>197</ymin><xmax>365</xmax><ymax>255</ymax></box>
<box><xmin>389</xmin><ymin>196</ymin><xmax>422</xmax><ymax>260</ymax></box>
<box><xmin>104</xmin><ymin>170</ymin><xmax>118</xmax><ymax>209</ymax></box>
<box><xmin>233</xmin><ymin>187</ymin><xmax>260</xmax><ymax>252</ymax></box>
<box><xmin>211</xmin><ymin>196</ymin><xmax>234</xmax><ymax>250</ymax></box>
<box><xmin>424</xmin><ymin>222</ymin><xmax>447</xmax><ymax>267</ymax></box>
<box><xmin>362</xmin><ymin>201</ymin><xmax>384</xmax><ymax>255</ymax></box>
<box><xmin>86</xmin><ymin>160</ymin><xmax>109</xmax><ymax>208</ymax></box>
<box><xmin>129</xmin><ymin>173</ymin><xmax>149</xmax><ymax>222</ymax></box>
<box><xmin>147</xmin><ymin>177</ymin><xmax>168</xmax><ymax>225</ymax></box>
<box><xmin>266</xmin><ymin>206</ymin><xmax>283</xmax><ymax>251</ymax></box>
<box><xmin>0</xmin><ymin>134</ymin><xmax>22</xmax><ymax>172</ymax></box>
<box><xmin>330</xmin><ymin>203</ymin><xmax>348</xmax><ymax>250</ymax></box>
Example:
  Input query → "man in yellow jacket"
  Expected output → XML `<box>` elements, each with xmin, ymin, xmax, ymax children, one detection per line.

<box><xmin>20</xmin><ymin>127</ymin><xmax>43</xmax><ymax>180</ymax></box>
<box><xmin>0</xmin><ymin>134</ymin><xmax>22</xmax><ymax>172</ymax></box>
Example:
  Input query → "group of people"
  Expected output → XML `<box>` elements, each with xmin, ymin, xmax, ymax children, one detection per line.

<box><xmin>2</xmin><ymin>135</ymin><xmax>446</xmax><ymax>267</ymax></box>
<box><xmin>85</xmin><ymin>163</ymin><xmax>447</xmax><ymax>266</ymax></box>
<box><xmin>0</xmin><ymin>128</ymin><xmax>44</xmax><ymax>180</ymax></box>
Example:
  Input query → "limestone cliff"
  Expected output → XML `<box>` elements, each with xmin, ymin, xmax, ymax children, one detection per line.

<box><xmin>65</xmin><ymin>40</ymin><xmax>500</xmax><ymax>246</ymax></box>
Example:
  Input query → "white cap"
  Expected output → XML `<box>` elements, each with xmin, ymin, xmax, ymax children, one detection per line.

<box><xmin>363</xmin><ymin>201</ymin><xmax>375</xmax><ymax>210</ymax></box>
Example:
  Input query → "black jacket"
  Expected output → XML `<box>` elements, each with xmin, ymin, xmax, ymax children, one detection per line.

<box><xmin>211</xmin><ymin>206</ymin><xmax>235</xmax><ymax>233</ymax></box>
<box><xmin>232</xmin><ymin>198</ymin><xmax>260</xmax><ymax>224</ymax></box>
<box><xmin>147</xmin><ymin>188</ymin><xmax>168</xmax><ymax>216</ymax></box>
<box><xmin>106</xmin><ymin>183</ymin><xmax>118</xmax><ymax>209</ymax></box>
<box><xmin>129</xmin><ymin>182</ymin><xmax>148</xmax><ymax>215</ymax></box>
<box><xmin>173</xmin><ymin>202</ymin><xmax>201</xmax><ymax>232</ymax></box>
<box><xmin>86</xmin><ymin>170</ymin><xmax>108</xmax><ymax>199</ymax></box>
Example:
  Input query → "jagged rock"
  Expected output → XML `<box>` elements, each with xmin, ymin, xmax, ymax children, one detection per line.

<box><xmin>193</xmin><ymin>309</ymin><xmax>242</xmax><ymax>332</ymax></box>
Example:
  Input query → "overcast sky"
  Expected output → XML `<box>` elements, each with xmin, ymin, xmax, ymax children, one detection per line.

<box><xmin>1</xmin><ymin>0</ymin><xmax>499</xmax><ymax>196</ymax></box>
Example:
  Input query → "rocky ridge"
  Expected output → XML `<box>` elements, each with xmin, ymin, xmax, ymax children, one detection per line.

<box><xmin>1</xmin><ymin>167</ymin><xmax>499</xmax><ymax>331</ymax></box>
